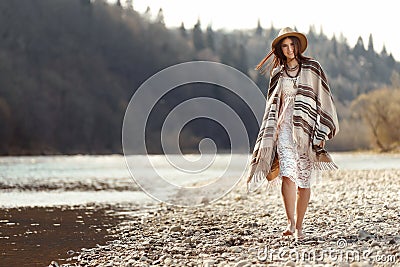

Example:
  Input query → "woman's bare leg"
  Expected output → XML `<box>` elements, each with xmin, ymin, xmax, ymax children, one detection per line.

<box><xmin>281</xmin><ymin>176</ymin><xmax>296</xmax><ymax>235</ymax></box>
<box><xmin>295</xmin><ymin>187</ymin><xmax>311</xmax><ymax>238</ymax></box>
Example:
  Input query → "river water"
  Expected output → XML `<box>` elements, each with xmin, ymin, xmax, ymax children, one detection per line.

<box><xmin>1</xmin><ymin>153</ymin><xmax>399</xmax><ymax>207</ymax></box>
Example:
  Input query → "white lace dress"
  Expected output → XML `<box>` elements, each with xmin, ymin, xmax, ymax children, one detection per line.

<box><xmin>277</xmin><ymin>77</ymin><xmax>312</xmax><ymax>188</ymax></box>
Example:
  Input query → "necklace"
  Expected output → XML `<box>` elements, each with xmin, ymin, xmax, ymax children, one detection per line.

<box><xmin>285</xmin><ymin>63</ymin><xmax>299</xmax><ymax>71</ymax></box>
<box><xmin>290</xmin><ymin>77</ymin><xmax>298</xmax><ymax>89</ymax></box>
<box><xmin>284</xmin><ymin>63</ymin><xmax>301</xmax><ymax>79</ymax></box>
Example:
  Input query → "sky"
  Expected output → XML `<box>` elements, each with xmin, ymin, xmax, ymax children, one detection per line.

<box><xmin>113</xmin><ymin>0</ymin><xmax>399</xmax><ymax>60</ymax></box>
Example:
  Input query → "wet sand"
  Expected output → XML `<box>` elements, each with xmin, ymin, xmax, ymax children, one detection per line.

<box><xmin>0</xmin><ymin>203</ymin><xmax>152</xmax><ymax>267</ymax></box>
<box><xmin>62</xmin><ymin>169</ymin><xmax>400</xmax><ymax>266</ymax></box>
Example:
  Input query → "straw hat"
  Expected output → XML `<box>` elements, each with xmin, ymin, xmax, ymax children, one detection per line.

<box><xmin>255</xmin><ymin>27</ymin><xmax>308</xmax><ymax>72</ymax></box>
<box><xmin>271</xmin><ymin>27</ymin><xmax>308</xmax><ymax>53</ymax></box>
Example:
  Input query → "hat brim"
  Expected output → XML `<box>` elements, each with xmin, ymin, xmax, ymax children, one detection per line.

<box><xmin>271</xmin><ymin>32</ymin><xmax>308</xmax><ymax>53</ymax></box>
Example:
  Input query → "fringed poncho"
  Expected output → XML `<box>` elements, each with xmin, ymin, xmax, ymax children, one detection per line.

<box><xmin>247</xmin><ymin>59</ymin><xmax>339</xmax><ymax>192</ymax></box>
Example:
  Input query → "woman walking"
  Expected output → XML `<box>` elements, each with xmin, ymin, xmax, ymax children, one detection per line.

<box><xmin>247</xmin><ymin>27</ymin><xmax>339</xmax><ymax>239</ymax></box>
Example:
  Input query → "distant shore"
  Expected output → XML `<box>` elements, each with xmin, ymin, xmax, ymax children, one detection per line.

<box><xmin>62</xmin><ymin>169</ymin><xmax>400</xmax><ymax>266</ymax></box>
<box><xmin>1</xmin><ymin>149</ymin><xmax>399</xmax><ymax>156</ymax></box>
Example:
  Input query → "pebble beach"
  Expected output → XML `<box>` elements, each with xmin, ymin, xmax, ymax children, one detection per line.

<box><xmin>60</xmin><ymin>169</ymin><xmax>400</xmax><ymax>267</ymax></box>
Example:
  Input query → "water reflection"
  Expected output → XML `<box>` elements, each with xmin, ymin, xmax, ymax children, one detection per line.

<box><xmin>0</xmin><ymin>204</ymin><xmax>140</xmax><ymax>267</ymax></box>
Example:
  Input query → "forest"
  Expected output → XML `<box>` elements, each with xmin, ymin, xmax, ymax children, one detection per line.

<box><xmin>0</xmin><ymin>0</ymin><xmax>399</xmax><ymax>155</ymax></box>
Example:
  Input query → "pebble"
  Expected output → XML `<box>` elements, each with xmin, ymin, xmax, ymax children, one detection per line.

<box><xmin>48</xmin><ymin>261</ymin><xmax>59</xmax><ymax>267</ymax></box>
<box><xmin>170</xmin><ymin>225</ymin><xmax>182</xmax><ymax>232</ymax></box>
<box><xmin>139</xmin><ymin>255</ymin><xmax>147</xmax><ymax>261</ymax></box>
<box><xmin>235</xmin><ymin>259</ymin><xmax>250</xmax><ymax>267</ymax></box>
<box><xmin>221</xmin><ymin>252</ymin><xmax>230</xmax><ymax>258</ymax></box>
<box><xmin>285</xmin><ymin>261</ymin><xmax>296</xmax><ymax>267</ymax></box>
<box><xmin>230</xmin><ymin>246</ymin><xmax>242</xmax><ymax>253</ymax></box>
<box><xmin>203</xmin><ymin>259</ymin><xmax>215</xmax><ymax>267</ymax></box>
<box><xmin>370</xmin><ymin>241</ymin><xmax>380</xmax><ymax>247</ymax></box>
<box><xmin>163</xmin><ymin>257</ymin><xmax>172</xmax><ymax>265</ymax></box>
<box><xmin>349</xmin><ymin>263</ymin><xmax>371</xmax><ymax>267</ymax></box>
<box><xmin>358</xmin><ymin>229</ymin><xmax>372</xmax><ymax>240</ymax></box>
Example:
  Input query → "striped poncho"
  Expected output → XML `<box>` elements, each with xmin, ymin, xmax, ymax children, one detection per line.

<box><xmin>247</xmin><ymin>59</ymin><xmax>339</xmax><ymax>192</ymax></box>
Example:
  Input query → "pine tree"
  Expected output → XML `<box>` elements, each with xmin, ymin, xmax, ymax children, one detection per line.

<box><xmin>267</xmin><ymin>23</ymin><xmax>278</xmax><ymax>41</ymax></box>
<box><xmin>368</xmin><ymin>34</ymin><xmax>374</xmax><ymax>54</ymax></box>
<box><xmin>179</xmin><ymin>22</ymin><xmax>187</xmax><ymax>38</ymax></box>
<box><xmin>125</xmin><ymin>0</ymin><xmax>133</xmax><ymax>10</ymax></box>
<box><xmin>381</xmin><ymin>44</ymin><xmax>388</xmax><ymax>57</ymax></box>
<box><xmin>156</xmin><ymin>8</ymin><xmax>165</xmax><ymax>25</ymax></box>
<box><xmin>307</xmin><ymin>25</ymin><xmax>317</xmax><ymax>43</ymax></box>
<box><xmin>206</xmin><ymin>24</ymin><xmax>215</xmax><ymax>51</ymax></box>
<box><xmin>193</xmin><ymin>19</ymin><xmax>205</xmax><ymax>50</ymax></box>
<box><xmin>353</xmin><ymin>36</ymin><xmax>366</xmax><ymax>58</ymax></box>
<box><xmin>332</xmin><ymin>34</ymin><xmax>338</xmax><ymax>56</ymax></box>
<box><xmin>387</xmin><ymin>53</ymin><xmax>396</xmax><ymax>69</ymax></box>
<box><xmin>319</xmin><ymin>25</ymin><xmax>324</xmax><ymax>37</ymax></box>
<box><xmin>255</xmin><ymin>19</ymin><xmax>262</xmax><ymax>36</ymax></box>
<box><xmin>143</xmin><ymin>6</ymin><xmax>151</xmax><ymax>21</ymax></box>
<box><xmin>237</xmin><ymin>43</ymin><xmax>248</xmax><ymax>74</ymax></box>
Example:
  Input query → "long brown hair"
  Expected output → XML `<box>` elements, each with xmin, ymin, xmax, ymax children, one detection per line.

<box><xmin>256</xmin><ymin>36</ymin><xmax>309</xmax><ymax>75</ymax></box>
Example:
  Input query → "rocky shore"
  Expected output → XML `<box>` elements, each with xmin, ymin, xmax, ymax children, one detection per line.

<box><xmin>60</xmin><ymin>169</ymin><xmax>400</xmax><ymax>266</ymax></box>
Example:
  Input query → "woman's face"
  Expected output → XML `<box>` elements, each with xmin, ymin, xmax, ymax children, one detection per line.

<box><xmin>281</xmin><ymin>37</ymin><xmax>296</xmax><ymax>60</ymax></box>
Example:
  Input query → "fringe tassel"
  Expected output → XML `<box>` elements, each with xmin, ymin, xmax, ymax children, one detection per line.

<box><xmin>247</xmin><ymin>147</ymin><xmax>277</xmax><ymax>193</ymax></box>
<box><xmin>264</xmin><ymin>177</ymin><xmax>282</xmax><ymax>193</ymax></box>
<box><xmin>312</xmin><ymin>161</ymin><xmax>338</xmax><ymax>171</ymax></box>
<box><xmin>247</xmin><ymin>171</ymin><xmax>266</xmax><ymax>193</ymax></box>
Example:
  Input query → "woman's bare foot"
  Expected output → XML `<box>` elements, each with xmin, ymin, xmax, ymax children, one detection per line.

<box><xmin>282</xmin><ymin>224</ymin><xmax>295</xmax><ymax>236</ymax></box>
<box><xmin>295</xmin><ymin>228</ymin><xmax>305</xmax><ymax>240</ymax></box>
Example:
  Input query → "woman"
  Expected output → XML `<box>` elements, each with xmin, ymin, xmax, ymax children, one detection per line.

<box><xmin>247</xmin><ymin>27</ymin><xmax>339</xmax><ymax>239</ymax></box>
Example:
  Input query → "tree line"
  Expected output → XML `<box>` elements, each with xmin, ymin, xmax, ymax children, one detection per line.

<box><xmin>0</xmin><ymin>0</ymin><xmax>398</xmax><ymax>155</ymax></box>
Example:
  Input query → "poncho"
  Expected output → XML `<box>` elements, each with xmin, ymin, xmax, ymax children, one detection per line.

<box><xmin>247</xmin><ymin>59</ymin><xmax>339</xmax><ymax>192</ymax></box>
